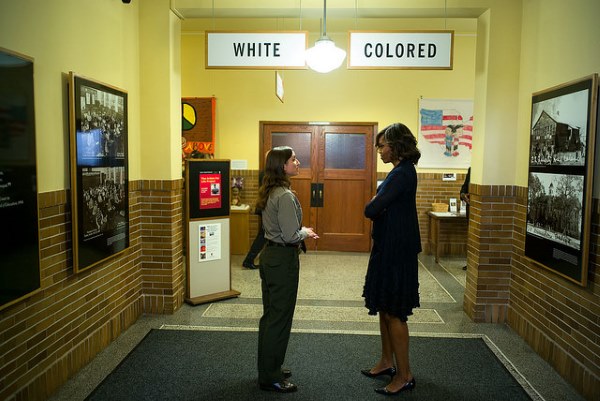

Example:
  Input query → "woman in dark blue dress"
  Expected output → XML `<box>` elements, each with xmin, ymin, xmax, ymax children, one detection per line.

<box><xmin>361</xmin><ymin>123</ymin><xmax>421</xmax><ymax>396</ymax></box>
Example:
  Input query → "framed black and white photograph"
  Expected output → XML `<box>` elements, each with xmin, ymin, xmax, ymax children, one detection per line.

<box><xmin>525</xmin><ymin>74</ymin><xmax>598</xmax><ymax>286</ymax></box>
<box><xmin>69</xmin><ymin>72</ymin><xmax>129</xmax><ymax>273</ymax></box>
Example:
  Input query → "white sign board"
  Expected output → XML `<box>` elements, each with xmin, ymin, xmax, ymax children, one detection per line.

<box><xmin>207</xmin><ymin>31</ymin><xmax>308</xmax><ymax>69</ymax></box>
<box><xmin>348</xmin><ymin>31</ymin><xmax>453</xmax><ymax>69</ymax></box>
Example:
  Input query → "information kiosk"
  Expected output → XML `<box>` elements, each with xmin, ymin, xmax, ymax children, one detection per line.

<box><xmin>185</xmin><ymin>159</ymin><xmax>240</xmax><ymax>305</ymax></box>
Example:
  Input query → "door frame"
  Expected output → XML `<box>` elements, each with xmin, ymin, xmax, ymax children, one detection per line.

<box><xmin>259</xmin><ymin>121</ymin><xmax>378</xmax><ymax>252</ymax></box>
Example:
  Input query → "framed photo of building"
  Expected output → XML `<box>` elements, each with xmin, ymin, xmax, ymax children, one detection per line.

<box><xmin>68</xmin><ymin>72</ymin><xmax>129</xmax><ymax>273</ymax></box>
<box><xmin>525</xmin><ymin>74</ymin><xmax>598</xmax><ymax>286</ymax></box>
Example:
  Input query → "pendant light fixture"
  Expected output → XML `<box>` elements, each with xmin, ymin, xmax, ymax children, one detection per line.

<box><xmin>305</xmin><ymin>0</ymin><xmax>346</xmax><ymax>73</ymax></box>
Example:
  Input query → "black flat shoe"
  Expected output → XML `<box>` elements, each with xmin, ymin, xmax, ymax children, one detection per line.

<box><xmin>259</xmin><ymin>380</ymin><xmax>297</xmax><ymax>393</ymax></box>
<box><xmin>361</xmin><ymin>367</ymin><xmax>396</xmax><ymax>378</ymax></box>
<box><xmin>374</xmin><ymin>378</ymin><xmax>416</xmax><ymax>396</ymax></box>
<box><xmin>242</xmin><ymin>262</ymin><xmax>259</xmax><ymax>269</ymax></box>
<box><xmin>282</xmin><ymin>368</ymin><xmax>292</xmax><ymax>378</ymax></box>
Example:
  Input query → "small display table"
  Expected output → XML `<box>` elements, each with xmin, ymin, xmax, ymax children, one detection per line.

<box><xmin>427</xmin><ymin>211</ymin><xmax>468</xmax><ymax>263</ymax></box>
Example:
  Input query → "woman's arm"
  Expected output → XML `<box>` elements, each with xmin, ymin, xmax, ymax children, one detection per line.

<box><xmin>364</xmin><ymin>167</ymin><xmax>412</xmax><ymax>219</ymax></box>
<box><xmin>277</xmin><ymin>192</ymin><xmax>308</xmax><ymax>244</ymax></box>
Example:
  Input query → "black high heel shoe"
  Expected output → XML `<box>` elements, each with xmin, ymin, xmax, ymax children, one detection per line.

<box><xmin>360</xmin><ymin>366</ymin><xmax>396</xmax><ymax>378</ymax></box>
<box><xmin>374</xmin><ymin>378</ymin><xmax>416</xmax><ymax>396</ymax></box>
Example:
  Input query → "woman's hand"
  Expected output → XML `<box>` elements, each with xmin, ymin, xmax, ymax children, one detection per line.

<box><xmin>303</xmin><ymin>227</ymin><xmax>319</xmax><ymax>239</ymax></box>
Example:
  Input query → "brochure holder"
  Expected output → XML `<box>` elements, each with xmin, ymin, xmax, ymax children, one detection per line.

<box><xmin>185</xmin><ymin>159</ymin><xmax>240</xmax><ymax>305</ymax></box>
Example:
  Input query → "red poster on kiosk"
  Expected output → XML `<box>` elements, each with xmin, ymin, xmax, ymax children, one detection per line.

<box><xmin>199</xmin><ymin>172</ymin><xmax>222</xmax><ymax>209</ymax></box>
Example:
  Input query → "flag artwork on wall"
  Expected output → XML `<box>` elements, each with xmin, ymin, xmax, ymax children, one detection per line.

<box><xmin>418</xmin><ymin>98</ymin><xmax>473</xmax><ymax>168</ymax></box>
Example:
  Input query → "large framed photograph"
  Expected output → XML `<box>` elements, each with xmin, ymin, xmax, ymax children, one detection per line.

<box><xmin>525</xmin><ymin>74</ymin><xmax>598</xmax><ymax>286</ymax></box>
<box><xmin>1</xmin><ymin>48</ymin><xmax>41</xmax><ymax>310</ymax></box>
<box><xmin>68</xmin><ymin>73</ymin><xmax>129</xmax><ymax>273</ymax></box>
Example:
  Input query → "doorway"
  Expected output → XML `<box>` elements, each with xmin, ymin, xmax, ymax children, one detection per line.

<box><xmin>260</xmin><ymin>122</ymin><xmax>377</xmax><ymax>252</ymax></box>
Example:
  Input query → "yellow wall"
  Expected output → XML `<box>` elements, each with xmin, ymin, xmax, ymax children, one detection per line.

<box><xmin>0</xmin><ymin>0</ymin><xmax>141</xmax><ymax>193</ymax></box>
<box><xmin>516</xmin><ymin>0</ymin><xmax>600</xmax><ymax>187</ymax></box>
<box><xmin>181</xmin><ymin>18</ymin><xmax>478</xmax><ymax>171</ymax></box>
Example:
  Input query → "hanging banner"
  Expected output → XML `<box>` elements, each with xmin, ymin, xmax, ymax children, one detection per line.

<box><xmin>206</xmin><ymin>31</ymin><xmax>308</xmax><ymax>69</ymax></box>
<box><xmin>348</xmin><ymin>31</ymin><xmax>453</xmax><ymax>69</ymax></box>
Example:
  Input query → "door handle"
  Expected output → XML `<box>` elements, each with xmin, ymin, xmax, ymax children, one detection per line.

<box><xmin>310</xmin><ymin>183</ymin><xmax>324</xmax><ymax>207</ymax></box>
<box><xmin>310</xmin><ymin>183</ymin><xmax>319</xmax><ymax>207</ymax></box>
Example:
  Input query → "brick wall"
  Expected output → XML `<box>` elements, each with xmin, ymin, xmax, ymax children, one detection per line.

<box><xmin>138</xmin><ymin>180</ymin><xmax>185</xmax><ymax>314</ymax></box>
<box><xmin>463</xmin><ymin>183</ymin><xmax>600</xmax><ymax>400</ymax></box>
<box><xmin>508</xmin><ymin>193</ymin><xmax>599</xmax><ymax>400</ymax></box>
<box><xmin>0</xmin><ymin>179</ymin><xmax>184</xmax><ymax>401</ymax></box>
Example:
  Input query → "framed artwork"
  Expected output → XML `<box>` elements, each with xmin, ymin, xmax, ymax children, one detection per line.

<box><xmin>68</xmin><ymin>72</ymin><xmax>129</xmax><ymax>273</ymax></box>
<box><xmin>525</xmin><ymin>74</ymin><xmax>598</xmax><ymax>286</ymax></box>
<box><xmin>418</xmin><ymin>98</ymin><xmax>473</xmax><ymax>168</ymax></box>
<box><xmin>0</xmin><ymin>47</ymin><xmax>41</xmax><ymax>310</ymax></box>
<box><xmin>182</xmin><ymin>97</ymin><xmax>215</xmax><ymax>161</ymax></box>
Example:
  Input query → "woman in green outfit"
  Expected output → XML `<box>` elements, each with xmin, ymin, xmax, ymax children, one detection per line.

<box><xmin>255</xmin><ymin>146</ymin><xmax>318</xmax><ymax>394</ymax></box>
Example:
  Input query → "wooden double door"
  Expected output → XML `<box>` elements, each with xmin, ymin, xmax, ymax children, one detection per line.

<box><xmin>260</xmin><ymin>122</ymin><xmax>377</xmax><ymax>252</ymax></box>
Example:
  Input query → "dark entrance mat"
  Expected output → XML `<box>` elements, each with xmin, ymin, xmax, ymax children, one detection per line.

<box><xmin>86</xmin><ymin>329</ymin><xmax>534</xmax><ymax>401</ymax></box>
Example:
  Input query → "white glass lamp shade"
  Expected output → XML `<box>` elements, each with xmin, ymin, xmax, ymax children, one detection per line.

<box><xmin>305</xmin><ymin>37</ymin><xmax>346</xmax><ymax>73</ymax></box>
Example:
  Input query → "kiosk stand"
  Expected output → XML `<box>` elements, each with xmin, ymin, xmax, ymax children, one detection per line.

<box><xmin>185</xmin><ymin>159</ymin><xmax>240</xmax><ymax>305</ymax></box>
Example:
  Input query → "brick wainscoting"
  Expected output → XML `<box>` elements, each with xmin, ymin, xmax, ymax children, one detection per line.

<box><xmin>0</xmin><ymin>179</ymin><xmax>184</xmax><ymax>401</ymax></box>
<box><xmin>463</xmin><ymin>183</ymin><xmax>599</xmax><ymax>399</ymax></box>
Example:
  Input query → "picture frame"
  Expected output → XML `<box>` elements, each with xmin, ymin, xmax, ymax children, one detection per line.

<box><xmin>68</xmin><ymin>72</ymin><xmax>129</xmax><ymax>273</ymax></box>
<box><xmin>0</xmin><ymin>47</ymin><xmax>41</xmax><ymax>310</ymax></box>
<box><xmin>525</xmin><ymin>74</ymin><xmax>598</xmax><ymax>286</ymax></box>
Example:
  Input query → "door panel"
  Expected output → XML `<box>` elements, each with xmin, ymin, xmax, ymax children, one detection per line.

<box><xmin>262</xmin><ymin>124</ymin><xmax>316</xmax><ymax>228</ymax></box>
<box><xmin>261</xmin><ymin>122</ymin><xmax>376</xmax><ymax>252</ymax></box>
<box><xmin>317</xmin><ymin>125</ymin><xmax>374</xmax><ymax>252</ymax></box>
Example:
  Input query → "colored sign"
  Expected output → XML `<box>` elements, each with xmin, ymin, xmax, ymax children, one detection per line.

<box><xmin>348</xmin><ymin>31</ymin><xmax>453</xmax><ymax>69</ymax></box>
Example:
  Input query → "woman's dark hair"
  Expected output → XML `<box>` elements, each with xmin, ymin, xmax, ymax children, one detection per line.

<box><xmin>377</xmin><ymin>123</ymin><xmax>421</xmax><ymax>164</ymax></box>
<box><xmin>255</xmin><ymin>146</ymin><xmax>293</xmax><ymax>211</ymax></box>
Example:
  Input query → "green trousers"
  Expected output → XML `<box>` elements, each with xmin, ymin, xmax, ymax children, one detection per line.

<box><xmin>257</xmin><ymin>246</ymin><xmax>300</xmax><ymax>384</ymax></box>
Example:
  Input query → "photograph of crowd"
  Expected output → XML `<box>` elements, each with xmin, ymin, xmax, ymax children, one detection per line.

<box><xmin>80</xmin><ymin>167</ymin><xmax>127</xmax><ymax>239</ymax></box>
<box><xmin>76</xmin><ymin>84</ymin><xmax>126</xmax><ymax>164</ymax></box>
<box><xmin>69</xmin><ymin>73</ymin><xmax>129</xmax><ymax>272</ymax></box>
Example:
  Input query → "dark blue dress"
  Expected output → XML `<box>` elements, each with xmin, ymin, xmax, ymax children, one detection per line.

<box><xmin>363</xmin><ymin>159</ymin><xmax>421</xmax><ymax>320</ymax></box>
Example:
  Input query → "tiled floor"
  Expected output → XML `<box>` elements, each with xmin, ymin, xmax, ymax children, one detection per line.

<box><xmin>49</xmin><ymin>252</ymin><xmax>585</xmax><ymax>401</ymax></box>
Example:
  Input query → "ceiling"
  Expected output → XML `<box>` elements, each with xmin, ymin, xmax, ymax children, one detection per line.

<box><xmin>170</xmin><ymin>0</ymin><xmax>487</xmax><ymax>20</ymax></box>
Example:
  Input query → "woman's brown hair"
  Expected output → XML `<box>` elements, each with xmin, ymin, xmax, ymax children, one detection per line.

<box><xmin>255</xmin><ymin>146</ymin><xmax>293</xmax><ymax>211</ymax></box>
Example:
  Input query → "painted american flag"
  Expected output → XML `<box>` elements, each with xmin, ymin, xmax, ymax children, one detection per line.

<box><xmin>419</xmin><ymin>108</ymin><xmax>472</xmax><ymax>150</ymax></box>
<box><xmin>418</xmin><ymin>98</ymin><xmax>473</xmax><ymax>168</ymax></box>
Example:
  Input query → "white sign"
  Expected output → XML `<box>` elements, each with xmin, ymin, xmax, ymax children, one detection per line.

<box><xmin>198</xmin><ymin>223</ymin><xmax>221</xmax><ymax>262</ymax></box>
<box><xmin>348</xmin><ymin>31</ymin><xmax>453</xmax><ymax>69</ymax></box>
<box><xmin>207</xmin><ymin>31</ymin><xmax>308</xmax><ymax>69</ymax></box>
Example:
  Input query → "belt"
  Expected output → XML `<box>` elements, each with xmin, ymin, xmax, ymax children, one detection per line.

<box><xmin>266</xmin><ymin>240</ymin><xmax>300</xmax><ymax>248</ymax></box>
